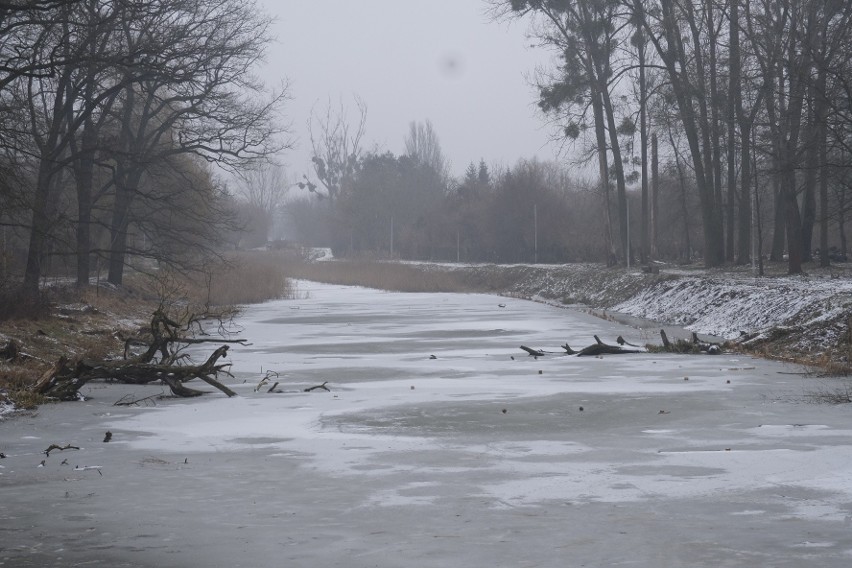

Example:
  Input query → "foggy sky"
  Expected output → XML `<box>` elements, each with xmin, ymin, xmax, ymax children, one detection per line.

<box><xmin>260</xmin><ymin>0</ymin><xmax>557</xmax><ymax>180</ymax></box>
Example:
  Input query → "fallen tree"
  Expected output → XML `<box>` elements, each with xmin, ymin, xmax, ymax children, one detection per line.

<box><xmin>522</xmin><ymin>335</ymin><xmax>643</xmax><ymax>358</ymax></box>
<box><xmin>33</xmin><ymin>309</ymin><xmax>243</xmax><ymax>401</ymax></box>
<box><xmin>523</xmin><ymin>330</ymin><xmax>724</xmax><ymax>359</ymax></box>
<box><xmin>563</xmin><ymin>335</ymin><xmax>643</xmax><ymax>357</ymax></box>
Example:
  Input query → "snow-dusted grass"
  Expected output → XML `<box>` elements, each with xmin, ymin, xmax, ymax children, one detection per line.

<box><xmin>612</xmin><ymin>274</ymin><xmax>852</xmax><ymax>340</ymax></box>
<box><xmin>0</xmin><ymin>395</ymin><xmax>15</xmax><ymax>419</ymax></box>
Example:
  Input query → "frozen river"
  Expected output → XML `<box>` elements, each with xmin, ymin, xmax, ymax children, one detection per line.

<box><xmin>2</xmin><ymin>281</ymin><xmax>852</xmax><ymax>567</ymax></box>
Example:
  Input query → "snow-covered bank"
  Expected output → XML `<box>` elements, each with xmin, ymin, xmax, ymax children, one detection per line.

<box><xmin>612</xmin><ymin>274</ymin><xmax>852</xmax><ymax>346</ymax></box>
<box><xmin>434</xmin><ymin>262</ymin><xmax>852</xmax><ymax>362</ymax></box>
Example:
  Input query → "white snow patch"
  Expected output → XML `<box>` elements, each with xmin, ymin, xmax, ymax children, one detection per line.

<box><xmin>612</xmin><ymin>275</ymin><xmax>852</xmax><ymax>341</ymax></box>
<box><xmin>0</xmin><ymin>398</ymin><xmax>16</xmax><ymax>419</ymax></box>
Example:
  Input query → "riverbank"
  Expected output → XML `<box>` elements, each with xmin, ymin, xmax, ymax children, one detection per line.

<box><xmin>1</xmin><ymin>251</ymin><xmax>293</xmax><ymax>416</ymax></box>
<box><xmin>283</xmin><ymin>256</ymin><xmax>852</xmax><ymax>371</ymax></box>
<box><xmin>3</xmin><ymin>253</ymin><xmax>851</xmax><ymax>416</ymax></box>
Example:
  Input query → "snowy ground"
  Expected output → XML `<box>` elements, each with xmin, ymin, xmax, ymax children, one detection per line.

<box><xmin>2</xmin><ymin>281</ymin><xmax>852</xmax><ymax>567</ymax></box>
<box><xmin>611</xmin><ymin>273</ymin><xmax>852</xmax><ymax>346</ymax></box>
<box><xmin>442</xmin><ymin>261</ymin><xmax>852</xmax><ymax>359</ymax></box>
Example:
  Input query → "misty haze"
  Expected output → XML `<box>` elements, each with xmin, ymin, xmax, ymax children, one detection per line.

<box><xmin>3</xmin><ymin>1</ymin><xmax>852</xmax><ymax>567</ymax></box>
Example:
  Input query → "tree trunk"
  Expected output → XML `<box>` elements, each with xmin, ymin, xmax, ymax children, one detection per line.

<box><xmin>763</xmin><ymin>61</ymin><xmax>786</xmax><ymax>262</ymax></box>
<box><xmin>591</xmin><ymin>88</ymin><xmax>616</xmax><ymax>265</ymax></box>
<box><xmin>651</xmin><ymin>133</ymin><xmax>659</xmax><ymax>260</ymax></box>
<box><xmin>770</xmin><ymin>182</ymin><xmax>786</xmax><ymax>261</ymax></box>
<box><xmin>74</xmin><ymin>117</ymin><xmax>98</xmax><ymax>287</ymax></box>
<box><xmin>726</xmin><ymin>0</ymin><xmax>741</xmax><ymax>264</ymax></box>
<box><xmin>839</xmin><ymin>197</ymin><xmax>848</xmax><ymax>259</ymax></box>
<box><xmin>736</xmin><ymin>120</ymin><xmax>752</xmax><ymax>265</ymax></box>
<box><xmin>753</xmin><ymin>137</ymin><xmax>764</xmax><ymax>275</ymax></box>
<box><xmin>800</xmin><ymin>78</ymin><xmax>821</xmax><ymax>263</ymax></box>
<box><xmin>634</xmin><ymin>2</ymin><xmax>649</xmax><ymax>264</ymax></box>
<box><xmin>780</xmin><ymin>9</ymin><xmax>809</xmax><ymax>275</ymax></box>
<box><xmin>818</xmin><ymin>111</ymin><xmax>829</xmax><ymax>268</ymax></box>
<box><xmin>107</xmin><ymin>83</ymin><xmax>142</xmax><ymax>286</ymax></box>
<box><xmin>107</xmin><ymin>172</ymin><xmax>134</xmax><ymax>285</ymax></box>
<box><xmin>707</xmin><ymin>0</ymin><xmax>726</xmax><ymax>262</ymax></box>
<box><xmin>805</xmin><ymin>67</ymin><xmax>828</xmax><ymax>265</ymax></box>
<box><xmin>669</xmin><ymin>128</ymin><xmax>692</xmax><ymax>261</ymax></box>
<box><xmin>602</xmin><ymin>91</ymin><xmax>629</xmax><ymax>264</ymax></box>
<box><xmin>23</xmin><ymin>161</ymin><xmax>57</xmax><ymax>295</ymax></box>
<box><xmin>652</xmin><ymin>0</ymin><xmax>723</xmax><ymax>267</ymax></box>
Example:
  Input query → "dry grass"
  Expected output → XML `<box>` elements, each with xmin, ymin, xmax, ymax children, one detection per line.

<box><xmin>0</xmin><ymin>286</ymin><xmax>51</xmax><ymax>320</ymax></box>
<box><xmin>804</xmin><ymin>380</ymin><xmax>852</xmax><ymax>404</ymax></box>
<box><xmin>0</xmin><ymin>364</ymin><xmax>47</xmax><ymax>409</ymax></box>
<box><xmin>809</xmin><ymin>350</ymin><xmax>852</xmax><ymax>377</ymax></box>
<box><xmin>280</xmin><ymin>258</ymin><xmax>526</xmax><ymax>294</ymax></box>
<box><xmin>0</xmin><ymin>253</ymin><xmax>298</xmax><ymax>413</ymax></box>
<box><xmin>200</xmin><ymin>251</ymin><xmax>294</xmax><ymax>306</ymax></box>
<box><xmin>0</xmin><ymin>283</ymin><xmax>152</xmax><ymax>412</ymax></box>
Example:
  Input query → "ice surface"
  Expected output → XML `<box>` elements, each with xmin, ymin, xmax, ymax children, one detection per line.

<box><xmin>3</xmin><ymin>281</ymin><xmax>852</xmax><ymax>567</ymax></box>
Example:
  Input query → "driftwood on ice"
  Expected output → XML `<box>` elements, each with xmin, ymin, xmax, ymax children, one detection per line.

<box><xmin>521</xmin><ymin>330</ymin><xmax>724</xmax><ymax>359</ymax></box>
<box><xmin>521</xmin><ymin>335</ymin><xmax>642</xmax><ymax>358</ymax></box>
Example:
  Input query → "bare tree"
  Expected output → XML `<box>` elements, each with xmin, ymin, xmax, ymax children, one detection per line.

<box><xmin>238</xmin><ymin>164</ymin><xmax>290</xmax><ymax>214</ymax></box>
<box><xmin>0</xmin><ymin>1</ymin><xmax>84</xmax><ymax>91</ymax></box>
<box><xmin>499</xmin><ymin>0</ymin><xmax>630</xmax><ymax>265</ymax></box>
<box><xmin>234</xmin><ymin>163</ymin><xmax>290</xmax><ymax>244</ymax></box>
<box><xmin>306</xmin><ymin>95</ymin><xmax>367</xmax><ymax>203</ymax></box>
<box><xmin>102</xmin><ymin>0</ymin><xmax>289</xmax><ymax>285</ymax></box>
<box><xmin>643</xmin><ymin>0</ymin><xmax>725</xmax><ymax>267</ymax></box>
<box><xmin>11</xmin><ymin>0</ymin><xmax>142</xmax><ymax>295</ymax></box>
<box><xmin>404</xmin><ymin>119</ymin><xmax>450</xmax><ymax>183</ymax></box>
<box><xmin>2</xmin><ymin>0</ymin><xmax>288</xmax><ymax>293</ymax></box>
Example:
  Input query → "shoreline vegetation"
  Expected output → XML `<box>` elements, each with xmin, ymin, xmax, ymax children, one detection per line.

<box><xmin>0</xmin><ymin>251</ymin><xmax>293</xmax><ymax>412</ymax></box>
<box><xmin>2</xmin><ymin>248</ymin><xmax>851</xmax><ymax>414</ymax></box>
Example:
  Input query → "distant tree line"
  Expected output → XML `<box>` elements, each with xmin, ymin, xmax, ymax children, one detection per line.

<box><xmin>288</xmin><ymin>110</ymin><xmax>708</xmax><ymax>263</ymax></box>
<box><xmin>0</xmin><ymin>0</ymin><xmax>287</xmax><ymax>302</ymax></box>
<box><xmin>12</xmin><ymin>1</ymin><xmax>847</xmax><ymax>280</ymax></box>
<box><xmin>288</xmin><ymin>1</ymin><xmax>852</xmax><ymax>272</ymax></box>
<box><xmin>495</xmin><ymin>0</ymin><xmax>852</xmax><ymax>274</ymax></box>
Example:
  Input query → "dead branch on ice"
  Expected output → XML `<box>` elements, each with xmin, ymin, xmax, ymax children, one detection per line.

<box><xmin>520</xmin><ymin>345</ymin><xmax>546</xmax><ymax>357</ymax></box>
<box><xmin>113</xmin><ymin>392</ymin><xmax>164</xmax><ymax>407</ymax></box>
<box><xmin>526</xmin><ymin>336</ymin><xmax>642</xmax><ymax>357</ymax></box>
<box><xmin>575</xmin><ymin>336</ymin><xmax>642</xmax><ymax>356</ymax></box>
<box><xmin>44</xmin><ymin>443</ymin><xmax>80</xmax><ymax>456</ymax></box>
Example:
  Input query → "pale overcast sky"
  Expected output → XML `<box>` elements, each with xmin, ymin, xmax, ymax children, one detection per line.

<box><xmin>259</xmin><ymin>0</ymin><xmax>558</xmax><ymax>179</ymax></box>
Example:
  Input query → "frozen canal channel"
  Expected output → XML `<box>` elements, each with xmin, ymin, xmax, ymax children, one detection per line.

<box><xmin>2</xmin><ymin>281</ymin><xmax>852</xmax><ymax>567</ymax></box>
